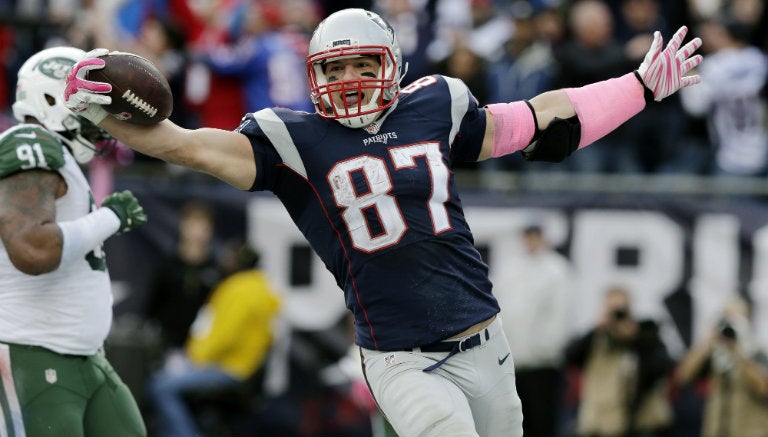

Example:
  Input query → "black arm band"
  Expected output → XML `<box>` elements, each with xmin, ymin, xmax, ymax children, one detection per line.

<box><xmin>633</xmin><ymin>70</ymin><xmax>656</xmax><ymax>105</ymax></box>
<box><xmin>521</xmin><ymin>116</ymin><xmax>581</xmax><ymax>163</ymax></box>
<box><xmin>524</xmin><ymin>100</ymin><xmax>542</xmax><ymax>143</ymax></box>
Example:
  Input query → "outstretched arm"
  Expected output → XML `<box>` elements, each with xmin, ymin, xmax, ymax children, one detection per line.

<box><xmin>98</xmin><ymin>117</ymin><xmax>256</xmax><ymax>190</ymax></box>
<box><xmin>64</xmin><ymin>50</ymin><xmax>257</xmax><ymax>190</ymax></box>
<box><xmin>478</xmin><ymin>26</ymin><xmax>703</xmax><ymax>161</ymax></box>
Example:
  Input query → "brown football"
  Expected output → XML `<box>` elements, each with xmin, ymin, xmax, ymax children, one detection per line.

<box><xmin>86</xmin><ymin>52</ymin><xmax>172</xmax><ymax>125</ymax></box>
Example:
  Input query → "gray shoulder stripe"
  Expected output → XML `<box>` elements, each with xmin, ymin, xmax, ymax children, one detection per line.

<box><xmin>443</xmin><ymin>76</ymin><xmax>470</xmax><ymax>147</ymax></box>
<box><xmin>254</xmin><ymin>109</ymin><xmax>307</xmax><ymax>178</ymax></box>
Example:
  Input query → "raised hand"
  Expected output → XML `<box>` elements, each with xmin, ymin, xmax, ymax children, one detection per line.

<box><xmin>637</xmin><ymin>26</ymin><xmax>703</xmax><ymax>102</ymax></box>
<box><xmin>64</xmin><ymin>48</ymin><xmax>112</xmax><ymax>123</ymax></box>
<box><xmin>101</xmin><ymin>190</ymin><xmax>148</xmax><ymax>234</ymax></box>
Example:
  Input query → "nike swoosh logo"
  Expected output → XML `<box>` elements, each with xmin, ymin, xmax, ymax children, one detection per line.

<box><xmin>14</xmin><ymin>132</ymin><xmax>36</xmax><ymax>139</ymax></box>
<box><xmin>498</xmin><ymin>353</ymin><xmax>510</xmax><ymax>366</ymax></box>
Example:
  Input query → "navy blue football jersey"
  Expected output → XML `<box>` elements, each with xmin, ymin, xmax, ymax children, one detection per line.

<box><xmin>239</xmin><ymin>75</ymin><xmax>499</xmax><ymax>350</ymax></box>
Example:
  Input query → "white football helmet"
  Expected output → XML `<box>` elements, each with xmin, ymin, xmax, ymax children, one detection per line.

<box><xmin>12</xmin><ymin>46</ymin><xmax>115</xmax><ymax>163</ymax></box>
<box><xmin>307</xmin><ymin>9</ymin><xmax>404</xmax><ymax>128</ymax></box>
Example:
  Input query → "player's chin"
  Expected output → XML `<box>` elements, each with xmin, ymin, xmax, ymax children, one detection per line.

<box><xmin>335</xmin><ymin>99</ymin><xmax>372</xmax><ymax>114</ymax></box>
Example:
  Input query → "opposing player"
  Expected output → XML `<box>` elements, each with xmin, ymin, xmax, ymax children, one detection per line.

<box><xmin>64</xmin><ymin>8</ymin><xmax>702</xmax><ymax>437</ymax></box>
<box><xmin>0</xmin><ymin>47</ymin><xmax>148</xmax><ymax>437</ymax></box>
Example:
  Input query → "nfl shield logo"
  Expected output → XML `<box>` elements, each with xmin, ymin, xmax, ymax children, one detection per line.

<box><xmin>45</xmin><ymin>368</ymin><xmax>58</xmax><ymax>384</ymax></box>
<box><xmin>364</xmin><ymin>121</ymin><xmax>382</xmax><ymax>135</ymax></box>
<box><xmin>384</xmin><ymin>354</ymin><xmax>396</xmax><ymax>366</ymax></box>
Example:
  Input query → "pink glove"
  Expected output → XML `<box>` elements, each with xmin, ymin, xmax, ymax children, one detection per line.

<box><xmin>637</xmin><ymin>26</ymin><xmax>703</xmax><ymax>102</ymax></box>
<box><xmin>64</xmin><ymin>48</ymin><xmax>113</xmax><ymax>124</ymax></box>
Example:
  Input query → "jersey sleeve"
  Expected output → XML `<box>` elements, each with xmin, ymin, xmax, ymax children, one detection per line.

<box><xmin>237</xmin><ymin>108</ymin><xmax>327</xmax><ymax>192</ymax></box>
<box><xmin>437</xmin><ymin>76</ymin><xmax>486</xmax><ymax>163</ymax></box>
<box><xmin>451</xmin><ymin>104</ymin><xmax>487</xmax><ymax>163</ymax></box>
<box><xmin>0</xmin><ymin>125</ymin><xmax>65</xmax><ymax>179</ymax></box>
<box><xmin>236</xmin><ymin>112</ymin><xmax>286</xmax><ymax>192</ymax></box>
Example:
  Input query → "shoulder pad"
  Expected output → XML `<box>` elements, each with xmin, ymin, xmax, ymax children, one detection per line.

<box><xmin>400</xmin><ymin>75</ymin><xmax>476</xmax><ymax>128</ymax></box>
<box><xmin>237</xmin><ymin>108</ymin><xmax>301</xmax><ymax>134</ymax></box>
<box><xmin>400</xmin><ymin>75</ymin><xmax>442</xmax><ymax>94</ymax></box>
<box><xmin>0</xmin><ymin>124</ymin><xmax>65</xmax><ymax>179</ymax></box>
<box><xmin>254</xmin><ymin>107</ymin><xmax>311</xmax><ymax>124</ymax></box>
<box><xmin>241</xmin><ymin>108</ymin><xmax>327</xmax><ymax>143</ymax></box>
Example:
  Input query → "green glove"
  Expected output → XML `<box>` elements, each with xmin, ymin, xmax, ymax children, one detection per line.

<box><xmin>102</xmin><ymin>190</ymin><xmax>147</xmax><ymax>234</ymax></box>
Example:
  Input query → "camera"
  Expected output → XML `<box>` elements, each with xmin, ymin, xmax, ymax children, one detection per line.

<box><xmin>719</xmin><ymin>320</ymin><xmax>737</xmax><ymax>340</ymax></box>
<box><xmin>612</xmin><ymin>308</ymin><xmax>629</xmax><ymax>321</ymax></box>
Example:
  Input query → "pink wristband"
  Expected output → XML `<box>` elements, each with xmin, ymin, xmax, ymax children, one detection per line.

<box><xmin>564</xmin><ymin>72</ymin><xmax>646</xmax><ymax>149</ymax></box>
<box><xmin>485</xmin><ymin>101</ymin><xmax>537</xmax><ymax>158</ymax></box>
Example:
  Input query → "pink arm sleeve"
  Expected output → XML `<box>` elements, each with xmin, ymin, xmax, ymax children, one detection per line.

<box><xmin>485</xmin><ymin>101</ymin><xmax>537</xmax><ymax>158</ymax></box>
<box><xmin>565</xmin><ymin>72</ymin><xmax>647</xmax><ymax>149</ymax></box>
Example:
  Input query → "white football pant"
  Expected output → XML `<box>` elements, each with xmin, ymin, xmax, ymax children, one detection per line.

<box><xmin>360</xmin><ymin>317</ymin><xmax>524</xmax><ymax>437</ymax></box>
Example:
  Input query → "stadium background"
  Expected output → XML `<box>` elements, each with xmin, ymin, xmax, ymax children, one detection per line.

<box><xmin>101</xmin><ymin>169</ymin><xmax>768</xmax><ymax>436</ymax></box>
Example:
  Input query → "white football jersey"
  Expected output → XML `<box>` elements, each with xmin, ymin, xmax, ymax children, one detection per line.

<box><xmin>0</xmin><ymin>124</ymin><xmax>112</xmax><ymax>355</ymax></box>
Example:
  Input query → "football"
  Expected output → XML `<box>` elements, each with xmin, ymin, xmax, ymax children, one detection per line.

<box><xmin>86</xmin><ymin>52</ymin><xmax>173</xmax><ymax>125</ymax></box>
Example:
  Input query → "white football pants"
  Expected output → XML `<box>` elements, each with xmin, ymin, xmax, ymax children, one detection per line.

<box><xmin>360</xmin><ymin>317</ymin><xmax>524</xmax><ymax>437</ymax></box>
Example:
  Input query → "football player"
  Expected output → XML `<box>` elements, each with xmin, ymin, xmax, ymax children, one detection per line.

<box><xmin>0</xmin><ymin>47</ymin><xmax>147</xmax><ymax>437</ymax></box>
<box><xmin>64</xmin><ymin>8</ymin><xmax>702</xmax><ymax>437</ymax></box>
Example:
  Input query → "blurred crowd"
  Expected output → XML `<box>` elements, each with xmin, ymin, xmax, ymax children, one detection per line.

<box><xmin>1</xmin><ymin>0</ymin><xmax>767</xmax><ymax>177</ymax></box>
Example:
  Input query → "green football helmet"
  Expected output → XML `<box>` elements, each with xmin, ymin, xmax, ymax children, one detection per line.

<box><xmin>12</xmin><ymin>46</ymin><xmax>115</xmax><ymax>163</ymax></box>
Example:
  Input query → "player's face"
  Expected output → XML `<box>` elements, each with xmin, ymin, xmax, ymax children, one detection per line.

<box><xmin>323</xmin><ymin>56</ymin><xmax>381</xmax><ymax>110</ymax></box>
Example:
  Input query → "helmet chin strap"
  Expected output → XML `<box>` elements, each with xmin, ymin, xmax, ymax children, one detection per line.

<box><xmin>57</xmin><ymin>115</ymin><xmax>117</xmax><ymax>164</ymax></box>
<box><xmin>53</xmin><ymin>130</ymin><xmax>95</xmax><ymax>163</ymax></box>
